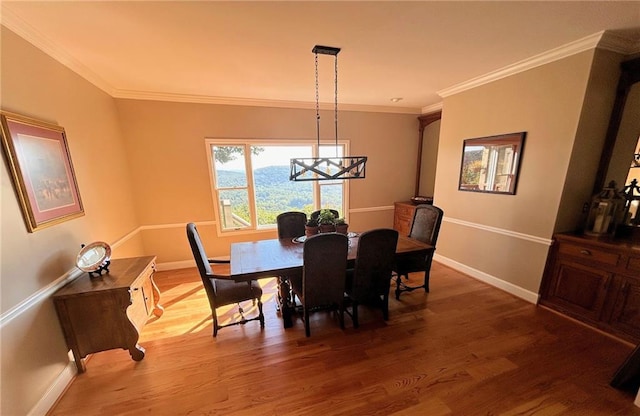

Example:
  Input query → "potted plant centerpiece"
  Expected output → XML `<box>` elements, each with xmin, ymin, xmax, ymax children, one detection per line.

<box><xmin>317</xmin><ymin>209</ymin><xmax>336</xmax><ymax>233</ymax></box>
<box><xmin>334</xmin><ymin>217</ymin><xmax>348</xmax><ymax>235</ymax></box>
<box><xmin>305</xmin><ymin>217</ymin><xmax>319</xmax><ymax>237</ymax></box>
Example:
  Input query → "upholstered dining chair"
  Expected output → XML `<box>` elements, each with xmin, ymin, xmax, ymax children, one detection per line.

<box><xmin>345</xmin><ymin>228</ymin><xmax>399</xmax><ymax>328</ymax></box>
<box><xmin>394</xmin><ymin>204</ymin><xmax>444</xmax><ymax>300</ymax></box>
<box><xmin>276</xmin><ymin>211</ymin><xmax>307</xmax><ymax>239</ymax></box>
<box><xmin>186</xmin><ymin>223</ymin><xmax>264</xmax><ymax>337</ymax></box>
<box><xmin>290</xmin><ymin>233</ymin><xmax>349</xmax><ymax>337</ymax></box>
<box><xmin>275</xmin><ymin>211</ymin><xmax>307</xmax><ymax>310</ymax></box>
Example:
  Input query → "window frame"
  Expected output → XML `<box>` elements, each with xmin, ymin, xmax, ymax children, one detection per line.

<box><xmin>205</xmin><ymin>139</ymin><xmax>350</xmax><ymax>236</ymax></box>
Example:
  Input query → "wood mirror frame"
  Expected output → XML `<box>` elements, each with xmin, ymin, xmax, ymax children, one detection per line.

<box><xmin>414</xmin><ymin>111</ymin><xmax>442</xmax><ymax>196</ymax></box>
<box><xmin>593</xmin><ymin>56</ymin><xmax>640</xmax><ymax>194</ymax></box>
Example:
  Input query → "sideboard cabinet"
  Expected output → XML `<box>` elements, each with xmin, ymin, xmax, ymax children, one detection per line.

<box><xmin>539</xmin><ymin>233</ymin><xmax>640</xmax><ymax>343</ymax></box>
<box><xmin>53</xmin><ymin>256</ymin><xmax>163</xmax><ymax>373</ymax></box>
<box><xmin>394</xmin><ymin>201</ymin><xmax>417</xmax><ymax>236</ymax></box>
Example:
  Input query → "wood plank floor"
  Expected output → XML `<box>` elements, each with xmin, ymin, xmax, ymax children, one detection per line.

<box><xmin>49</xmin><ymin>263</ymin><xmax>640</xmax><ymax>415</ymax></box>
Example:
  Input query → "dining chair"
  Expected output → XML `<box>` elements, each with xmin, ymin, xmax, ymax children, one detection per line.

<box><xmin>186</xmin><ymin>223</ymin><xmax>264</xmax><ymax>337</ymax></box>
<box><xmin>394</xmin><ymin>204</ymin><xmax>444</xmax><ymax>300</ymax></box>
<box><xmin>275</xmin><ymin>211</ymin><xmax>306</xmax><ymax>315</ymax></box>
<box><xmin>290</xmin><ymin>233</ymin><xmax>349</xmax><ymax>337</ymax></box>
<box><xmin>345</xmin><ymin>228</ymin><xmax>399</xmax><ymax>328</ymax></box>
<box><xmin>276</xmin><ymin>211</ymin><xmax>307</xmax><ymax>239</ymax></box>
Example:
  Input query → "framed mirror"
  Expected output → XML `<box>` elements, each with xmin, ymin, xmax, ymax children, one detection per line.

<box><xmin>458</xmin><ymin>131</ymin><xmax>526</xmax><ymax>195</ymax></box>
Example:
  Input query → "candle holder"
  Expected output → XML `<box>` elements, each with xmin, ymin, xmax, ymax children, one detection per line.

<box><xmin>584</xmin><ymin>181</ymin><xmax>625</xmax><ymax>237</ymax></box>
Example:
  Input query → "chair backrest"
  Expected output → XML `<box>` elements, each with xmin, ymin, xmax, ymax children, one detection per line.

<box><xmin>186</xmin><ymin>222</ymin><xmax>213</xmax><ymax>277</ymax></box>
<box><xmin>186</xmin><ymin>223</ymin><xmax>218</xmax><ymax>299</ymax></box>
<box><xmin>310</xmin><ymin>209</ymin><xmax>340</xmax><ymax>221</ymax></box>
<box><xmin>276</xmin><ymin>211</ymin><xmax>307</xmax><ymax>239</ymax></box>
<box><xmin>409</xmin><ymin>204</ymin><xmax>444</xmax><ymax>246</ymax></box>
<box><xmin>351</xmin><ymin>228</ymin><xmax>399</xmax><ymax>300</ymax></box>
<box><xmin>302</xmin><ymin>233</ymin><xmax>348</xmax><ymax>307</ymax></box>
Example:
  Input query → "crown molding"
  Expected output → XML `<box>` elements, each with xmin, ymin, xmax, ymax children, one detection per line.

<box><xmin>112</xmin><ymin>89</ymin><xmax>422</xmax><ymax>114</ymax></box>
<box><xmin>438</xmin><ymin>30</ymin><xmax>640</xmax><ymax>98</ymax></box>
<box><xmin>421</xmin><ymin>102</ymin><xmax>443</xmax><ymax>114</ymax></box>
<box><xmin>1</xmin><ymin>7</ymin><xmax>115</xmax><ymax>96</ymax></box>
<box><xmin>598</xmin><ymin>31</ymin><xmax>640</xmax><ymax>55</ymax></box>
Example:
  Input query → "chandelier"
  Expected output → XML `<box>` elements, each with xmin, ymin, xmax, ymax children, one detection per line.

<box><xmin>289</xmin><ymin>45</ymin><xmax>367</xmax><ymax>181</ymax></box>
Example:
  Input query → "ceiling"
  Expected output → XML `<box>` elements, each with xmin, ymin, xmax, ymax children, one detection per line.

<box><xmin>2</xmin><ymin>1</ymin><xmax>640</xmax><ymax>114</ymax></box>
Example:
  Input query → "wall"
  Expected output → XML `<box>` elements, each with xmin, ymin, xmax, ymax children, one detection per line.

<box><xmin>433</xmin><ymin>50</ymin><xmax>609</xmax><ymax>296</ymax></box>
<box><xmin>114</xmin><ymin>99</ymin><xmax>419</xmax><ymax>264</ymax></box>
<box><xmin>1</xmin><ymin>28</ymin><xmax>143</xmax><ymax>415</ymax></box>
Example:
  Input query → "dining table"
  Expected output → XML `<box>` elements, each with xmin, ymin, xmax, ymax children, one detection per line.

<box><xmin>229</xmin><ymin>232</ymin><xmax>433</xmax><ymax>327</ymax></box>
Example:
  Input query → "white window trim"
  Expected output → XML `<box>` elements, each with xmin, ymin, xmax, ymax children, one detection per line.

<box><xmin>205</xmin><ymin>138</ymin><xmax>350</xmax><ymax>236</ymax></box>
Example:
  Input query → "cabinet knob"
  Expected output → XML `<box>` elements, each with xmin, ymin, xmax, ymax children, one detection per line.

<box><xmin>580</xmin><ymin>249</ymin><xmax>591</xmax><ymax>256</ymax></box>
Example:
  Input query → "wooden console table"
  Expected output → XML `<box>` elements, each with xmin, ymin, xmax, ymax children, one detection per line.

<box><xmin>539</xmin><ymin>233</ymin><xmax>640</xmax><ymax>344</ymax></box>
<box><xmin>53</xmin><ymin>256</ymin><xmax>163</xmax><ymax>373</ymax></box>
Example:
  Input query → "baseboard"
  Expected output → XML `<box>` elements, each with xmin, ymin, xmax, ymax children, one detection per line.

<box><xmin>27</xmin><ymin>361</ymin><xmax>76</xmax><ymax>416</ymax></box>
<box><xmin>434</xmin><ymin>254</ymin><xmax>539</xmax><ymax>304</ymax></box>
<box><xmin>156</xmin><ymin>260</ymin><xmax>195</xmax><ymax>271</ymax></box>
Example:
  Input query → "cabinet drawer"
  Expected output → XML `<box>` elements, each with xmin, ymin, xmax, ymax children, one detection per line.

<box><xmin>395</xmin><ymin>203</ymin><xmax>415</xmax><ymax>218</ymax></box>
<box><xmin>558</xmin><ymin>242</ymin><xmax>620</xmax><ymax>266</ymax></box>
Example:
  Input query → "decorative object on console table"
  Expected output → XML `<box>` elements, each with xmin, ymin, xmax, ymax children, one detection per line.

<box><xmin>615</xmin><ymin>179</ymin><xmax>640</xmax><ymax>241</ymax></box>
<box><xmin>538</xmin><ymin>233</ymin><xmax>640</xmax><ymax>344</ymax></box>
<box><xmin>76</xmin><ymin>241</ymin><xmax>111</xmax><ymax>277</ymax></box>
<box><xmin>393</xmin><ymin>201</ymin><xmax>416</xmax><ymax>236</ymax></box>
<box><xmin>0</xmin><ymin>111</ymin><xmax>84</xmax><ymax>232</ymax></box>
<box><xmin>584</xmin><ymin>181</ymin><xmax>625</xmax><ymax>237</ymax></box>
<box><xmin>53</xmin><ymin>256</ymin><xmax>163</xmax><ymax>373</ymax></box>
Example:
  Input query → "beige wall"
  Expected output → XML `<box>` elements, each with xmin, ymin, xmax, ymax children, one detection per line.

<box><xmin>1</xmin><ymin>28</ymin><xmax>143</xmax><ymax>415</ymax></box>
<box><xmin>434</xmin><ymin>50</ymin><xmax>602</xmax><ymax>294</ymax></box>
<box><xmin>115</xmin><ymin>99</ymin><xmax>419</xmax><ymax>261</ymax></box>
<box><xmin>555</xmin><ymin>49</ymin><xmax>624</xmax><ymax>233</ymax></box>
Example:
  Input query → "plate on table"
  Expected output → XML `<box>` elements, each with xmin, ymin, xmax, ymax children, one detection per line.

<box><xmin>292</xmin><ymin>236</ymin><xmax>307</xmax><ymax>244</ymax></box>
<box><xmin>347</xmin><ymin>232</ymin><xmax>358</xmax><ymax>238</ymax></box>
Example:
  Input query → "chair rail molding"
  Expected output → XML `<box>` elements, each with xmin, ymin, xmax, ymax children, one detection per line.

<box><xmin>443</xmin><ymin>217</ymin><xmax>553</xmax><ymax>246</ymax></box>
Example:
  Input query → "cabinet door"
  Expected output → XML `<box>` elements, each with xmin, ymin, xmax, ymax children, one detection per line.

<box><xmin>547</xmin><ymin>260</ymin><xmax>612</xmax><ymax>321</ymax></box>
<box><xmin>609</xmin><ymin>277</ymin><xmax>640</xmax><ymax>339</ymax></box>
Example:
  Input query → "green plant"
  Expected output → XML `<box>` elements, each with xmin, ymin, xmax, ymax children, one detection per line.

<box><xmin>306</xmin><ymin>218</ymin><xmax>318</xmax><ymax>227</ymax></box>
<box><xmin>317</xmin><ymin>209</ymin><xmax>336</xmax><ymax>225</ymax></box>
<box><xmin>334</xmin><ymin>217</ymin><xmax>346</xmax><ymax>225</ymax></box>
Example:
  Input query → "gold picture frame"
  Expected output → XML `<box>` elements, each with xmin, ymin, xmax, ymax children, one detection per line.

<box><xmin>1</xmin><ymin>111</ymin><xmax>84</xmax><ymax>232</ymax></box>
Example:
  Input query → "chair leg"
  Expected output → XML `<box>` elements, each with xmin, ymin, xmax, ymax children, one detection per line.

<box><xmin>338</xmin><ymin>303</ymin><xmax>345</xmax><ymax>330</ymax></box>
<box><xmin>382</xmin><ymin>294</ymin><xmax>389</xmax><ymax>320</ymax></box>
<box><xmin>258</xmin><ymin>298</ymin><xmax>265</xmax><ymax>328</ymax></box>
<box><xmin>395</xmin><ymin>274</ymin><xmax>405</xmax><ymax>300</ymax></box>
<box><xmin>352</xmin><ymin>301</ymin><xmax>359</xmax><ymax>328</ymax></box>
<box><xmin>304</xmin><ymin>308</ymin><xmax>311</xmax><ymax>337</ymax></box>
<box><xmin>212</xmin><ymin>313</ymin><xmax>219</xmax><ymax>337</ymax></box>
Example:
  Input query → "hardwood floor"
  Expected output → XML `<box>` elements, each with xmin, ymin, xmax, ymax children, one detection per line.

<box><xmin>49</xmin><ymin>263</ymin><xmax>640</xmax><ymax>415</ymax></box>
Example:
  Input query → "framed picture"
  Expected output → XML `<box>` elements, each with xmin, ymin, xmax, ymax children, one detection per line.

<box><xmin>458</xmin><ymin>131</ymin><xmax>526</xmax><ymax>195</ymax></box>
<box><xmin>1</xmin><ymin>112</ymin><xmax>84</xmax><ymax>232</ymax></box>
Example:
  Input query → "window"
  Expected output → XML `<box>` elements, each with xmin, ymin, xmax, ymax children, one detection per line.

<box><xmin>206</xmin><ymin>140</ymin><xmax>349</xmax><ymax>233</ymax></box>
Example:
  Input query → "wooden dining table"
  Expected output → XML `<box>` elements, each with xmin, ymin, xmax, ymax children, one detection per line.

<box><xmin>229</xmin><ymin>232</ymin><xmax>433</xmax><ymax>327</ymax></box>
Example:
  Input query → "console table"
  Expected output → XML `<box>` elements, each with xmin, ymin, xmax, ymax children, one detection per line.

<box><xmin>539</xmin><ymin>233</ymin><xmax>640</xmax><ymax>343</ymax></box>
<box><xmin>53</xmin><ymin>256</ymin><xmax>163</xmax><ymax>373</ymax></box>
